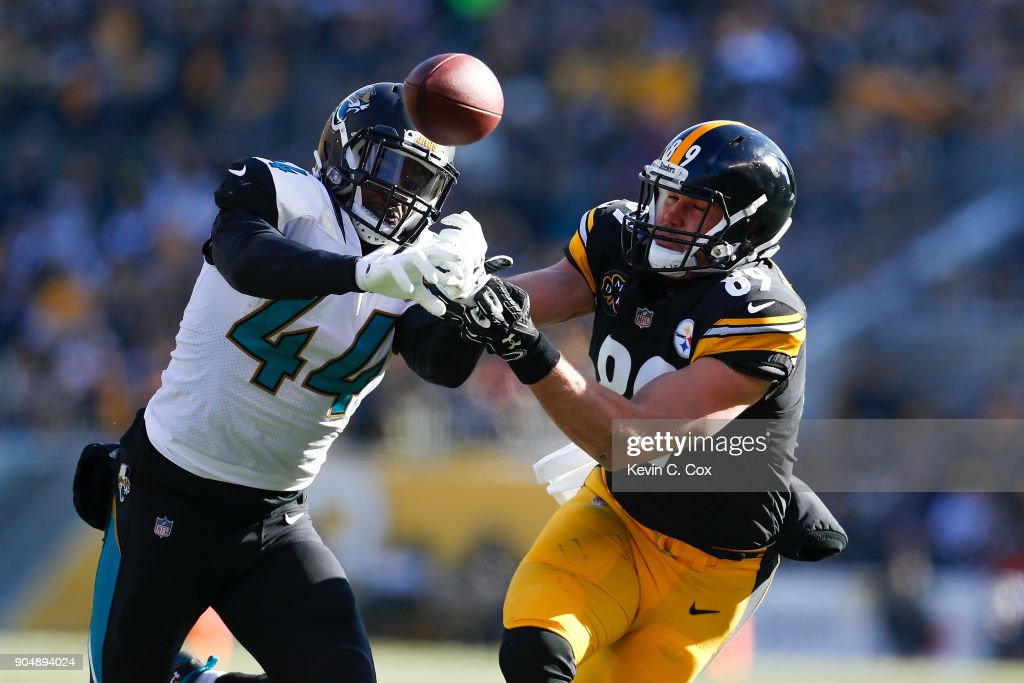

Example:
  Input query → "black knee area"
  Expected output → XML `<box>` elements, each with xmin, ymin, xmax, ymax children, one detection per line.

<box><xmin>499</xmin><ymin>626</ymin><xmax>576</xmax><ymax>683</ymax></box>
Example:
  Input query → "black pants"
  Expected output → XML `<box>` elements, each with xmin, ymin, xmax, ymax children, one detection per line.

<box><xmin>88</xmin><ymin>412</ymin><xmax>375</xmax><ymax>683</ymax></box>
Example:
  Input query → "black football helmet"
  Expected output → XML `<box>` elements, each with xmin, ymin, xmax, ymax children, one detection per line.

<box><xmin>313</xmin><ymin>82</ymin><xmax>458</xmax><ymax>247</ymax></box>
<box><xmin>622</xmin><ymin>120</ymin><xmax>796</xmax><ymax>275</ymax></box>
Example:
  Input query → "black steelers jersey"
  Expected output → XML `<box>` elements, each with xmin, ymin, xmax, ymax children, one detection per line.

<box><xmin>564</xmin><ymin>199</ymin><xmax>807</xmax><ymax>552</ymax></box>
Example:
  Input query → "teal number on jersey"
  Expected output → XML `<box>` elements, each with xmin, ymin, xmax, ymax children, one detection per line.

<box><xmin>228</xmin><ymin>298</ymin><xmax>321</xmax><ymax>392</ymax></box>
<box><xmin>304</xmin><ymin>313</ymin><xmax>396</xmax><ymax>417</ymax></box>
<box><xmin>269</xmin><ymin>160</ymin><xmax>308</xmax><ymax>175</ymax></box>
<box><xmin>228</xmin><ymin>299</ymin><xmax>396</xmax><ymax>417</ymax></box>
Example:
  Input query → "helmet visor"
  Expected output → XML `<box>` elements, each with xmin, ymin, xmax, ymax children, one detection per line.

<box><xmin>354</xmin><ymin>140</ymin><xmax>454</xmax><ymax>241</ymax></box>
<box><xmin>371</xmin><ymin>147</ymin><xmax>447</xmax><ymax>204</ymax></box>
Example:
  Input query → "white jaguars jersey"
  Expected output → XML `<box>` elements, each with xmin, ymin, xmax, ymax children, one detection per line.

<box><xmin>145</xmin><ymin>157</ymin><xmax>411</xmax><ymax>491</ymax></box>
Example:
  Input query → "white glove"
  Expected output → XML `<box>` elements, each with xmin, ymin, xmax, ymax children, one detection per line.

<box><xmin>430</xmin><ymin>211</ymin><xmax>490</xmax><ymax>302</ymax></box>
<box><xmin>354</xmin><ymin>242</ymin><xmax>457</xmax><ymax>316</ymax></box>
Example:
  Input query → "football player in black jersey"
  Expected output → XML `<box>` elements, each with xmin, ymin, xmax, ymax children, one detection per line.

<box><xmin>448</xmin><ymin>120</ymin><xmax>846</xmax><ymax>682</ymax></box>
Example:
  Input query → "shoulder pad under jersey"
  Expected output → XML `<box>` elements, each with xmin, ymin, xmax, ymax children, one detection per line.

<box><xmin>564</xmin><ymin>199</ymin><xmax>637</xmax><ymax>294</ymax></box>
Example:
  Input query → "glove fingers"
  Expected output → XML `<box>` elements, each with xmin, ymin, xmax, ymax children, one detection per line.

<box><xmin>484</xmin><ymin>255</ymin><xmax>514</xmax><ymax>274</ymax></box>
<box><xmin>414</xmin><ymin>289</ymin><xmax>447</xmax><ymax>317</ymax></box>
<box><xmin>437</xmin><ymin>233</ymin><xmax>486</xmax><ymax>258</ymax></box>
<box><xmin>438</xmin><ymin>274</ymin><xmax>465</xmax><ymax>290</ymax></box>
<box><xmin>493</xmin><ymin>280</ymin><xmax>531</xmax><ymax>318</ymax></box>
<box><xmin>489</xmin><ymin>281</ymin><xmax>520</xmax><ymax>315</ymax></box>
<box><xmin>385</xmin><ymin>260</ymin><xmax>415</xmax><ymax>295</ymax></box>
<box><xmin>475</xmin><ymin>288</ymin><xmax>505</xmax><ymax>323</ymax></box>
<box><xmin>438</xmin><ymin>211</ymin><xmax>476</xmax><ymax>231</ymax></box>
<box><xmin>423</xmin><ymin>242</ymin><xmax>468</xmax><ymax>268</ymax></box>
<box><xmin>406</xmin><ymin>251</ymin><xmax>440</xmax><ymax>285</ymax></box>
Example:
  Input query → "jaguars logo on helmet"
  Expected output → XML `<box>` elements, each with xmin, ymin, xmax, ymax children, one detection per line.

<box><xmin>334</xmin><ymin>85</ymin><xmax>375</xmax><ymax>127</ymax></box>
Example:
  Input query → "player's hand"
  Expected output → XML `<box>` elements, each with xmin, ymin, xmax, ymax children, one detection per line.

<box><xmin>446</xmin><ymin>273</ymin><xmax>560</xmax><ymax>384</ymax></box>
<box><xmin>354</xmin><ymin>242</ymin><xmax>456</xmax><ymax>316</ymax></box>
<box><xmin>429</xmin><ymin>211</ymin><xmax>490</xmax><ymax>301</ymax></box>
<box><xmin>454</xmin><ymin>278</ymin><xmax>541</xmax><ymax>361</ymax></box>
<box><xmin>436</xmin><ymin>255</ymin><xmax>513</xmax><ymax>330</ymax></box>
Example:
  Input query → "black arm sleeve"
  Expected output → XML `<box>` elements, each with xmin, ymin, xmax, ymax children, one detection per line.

<box><xmin>207</xmin><ymin>207</ymin><xmax>360</xmax><ymax>299</ymax></box>
<box><xmin>393</xmin><ymin>306</ymin><xmax>484</xmax><ymax>388</ymax></box>
<box><xmin>202</xmin><ymin>157</ymin><xmax>361</xmax><ymax>299</ymax></box>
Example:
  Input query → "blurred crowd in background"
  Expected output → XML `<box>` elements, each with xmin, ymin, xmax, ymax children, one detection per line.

<box><xmin>2</xmin><ymin>0</ymin><xmax>1024</xmax><ymax>658</ymax></box>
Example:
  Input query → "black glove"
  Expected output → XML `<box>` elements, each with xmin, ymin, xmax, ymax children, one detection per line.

<box><xmin>456</xmin><ymin>278</ymin><xmax>561</xmax><ymax>383</ymax></box>
<box><xmin>466</xmin><ymin>278</ymin><xmax>540</xmax><ymax>361</ymax></box>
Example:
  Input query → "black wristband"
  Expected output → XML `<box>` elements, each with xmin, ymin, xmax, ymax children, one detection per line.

<box><xmin>507</xmin><ymin>333</ymin><xmax>561</xmax><ymax>384</ymax></box>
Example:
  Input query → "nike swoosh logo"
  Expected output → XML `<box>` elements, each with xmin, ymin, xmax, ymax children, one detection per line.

<box><xmin>689</xmin><ymin>601</ymin><xmax>720</xmax><ymax>616</ymax></box>
<box><xmin>229</xmin><ymin>165</ymin><xmax>246</xmax><ymax>176</ymax></box>
<box><xmin>284</xmin><ymin>512</ymin><xmax>305</xmax><ymax>525</ymax></box>
<box><xmin>747</xmin><ymin>301</ymin><xmax>774</xmax><ymax>314</ymax></box>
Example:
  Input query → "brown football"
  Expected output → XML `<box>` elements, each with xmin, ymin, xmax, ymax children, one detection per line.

<box><xmin>403</xmin><ymin>53</ymin><xmax>504</xmax><ymax>146</ymax></box>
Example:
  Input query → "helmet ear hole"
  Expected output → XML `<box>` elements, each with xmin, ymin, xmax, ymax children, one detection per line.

<box><xmin>325</xmin><ymin>166</ymin><xmax>372</xmax><ymax>196</ymax></box>
<box><xmin>322</xmin><ymin>167</ymin><xmax>350</xmax><ymax>196</ymax></box>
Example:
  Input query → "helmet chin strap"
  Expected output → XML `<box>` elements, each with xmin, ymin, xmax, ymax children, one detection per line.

<box><xmin>348</xmin><ymin>194</ymin><xmax>390</xmax><ymax>246</ymax></box>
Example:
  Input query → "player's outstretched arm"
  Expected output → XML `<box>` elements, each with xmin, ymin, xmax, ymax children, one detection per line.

<box><xmin>207</xmin><ymin>207</ymin><xmax>363</xmax><ymax>299</ymax></box>
<box><xmin>454</xmin><ymin>279</ymin><xmax>771</xmax><ymax>467</ymax></box>
<box><xmin>206</xmin><ymin>160</ymin><xmax>472</xmax><ymax>308</ymax></box>
<box><xmin>393</xmin><ymin>305</ymin><xmax>485</xmax><ymax>388</ymax></box>
<box><xmin>509</xmin><ymin>258</ymin><xmax>594</xmax><ymax>328</ymax></box>
<box><xmin>207</xmin><ymin>206</ymin><xmax>472</xmax><ymax>313</ymax></box>
<box><xmin>206</xmin><ymin>158</ymin><xmax>369</xmax><ymax>300</ymax></box>
<box><xmin>527</xmin><ymin>355</ymin><xmax>770</xmax><ymax>468</ymax></box>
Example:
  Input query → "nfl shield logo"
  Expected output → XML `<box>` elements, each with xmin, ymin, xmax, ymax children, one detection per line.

<box><xmin>153</xmin><ymin>516</ymin><xmax>174</xmax><ymax>538</ymax></box>
<box><xmin>634</xmin><ymin>307</ymin><xmax>654</xmax><ymax>329</ymax></box>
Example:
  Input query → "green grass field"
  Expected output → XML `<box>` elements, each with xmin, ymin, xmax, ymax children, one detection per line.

<box><xmin>3</xmin><ymin>631</ymin><xmax>1024</xmax><ymax>682</ymax></box>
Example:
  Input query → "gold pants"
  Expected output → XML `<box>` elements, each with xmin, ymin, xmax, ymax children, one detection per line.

<box><xmin>503</xmin><ymin>469</ymin><xmax>778</xmax><ymax>682</ymax></box>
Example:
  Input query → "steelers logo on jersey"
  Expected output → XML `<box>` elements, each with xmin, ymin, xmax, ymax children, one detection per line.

<box><xmin>600</xmin><ymin>271</ymin><xmax>627</xmax><ymax>316</ymax></box>
<box><xmin>674</xmin><ymin>318</ymin><xmax>695</xmax><ymax>359</ymax></box>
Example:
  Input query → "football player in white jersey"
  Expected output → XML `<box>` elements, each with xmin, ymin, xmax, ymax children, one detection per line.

<box><xmin>83</xmin><ymin>83</ymin><xmax>493</xmax><ymax>683</ymax></box>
